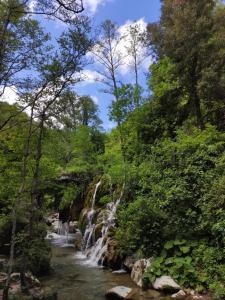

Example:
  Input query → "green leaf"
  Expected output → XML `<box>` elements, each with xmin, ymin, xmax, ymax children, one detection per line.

<box><xmin>180</xmin><ymin>246</ymin><xmax>191</xmax><ymax>254</ymax></box>
<box><xmin>164</xmin><ymin>241</ymin><xmax>174</xmax><ymax>250</ymax></box>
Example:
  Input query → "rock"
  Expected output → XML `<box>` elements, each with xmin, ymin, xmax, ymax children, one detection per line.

<box><xmin>153</xmin><ymin>276</ymin><xmax>181</xmax><ymax>291</ymax></box>
<box><xmin>10</xmin><ymin>272</ymin><xmax>40</xmax><ymax>288</ymax></box>
<box><xmin>112</xmin><ymin>269</ymin><xmax>127</xmax><ymax>274</ymax></box>
<box><xmin>0</xmin><ymin>272</ymin><xmax>7</xmax><ymax>288</ymax></box>
<box><xmin>103</xmin><ymin>239</ymin><xmax>121</xmax><ymax>269</ymax></box>
<box><xmin>140</xmin><ymin>289</ymin><xmax>161</xmax><ymax>299</ymax></box>
<box><xmin>123</xmin><ymin>256</ymin><xmax>137</xmax><ymax>272</ymax></box>
<box><xmin>105</xmin><ymin>286</ymin><xmax>132</xmax><ymax>299</ymax></box>
<box><xmin>74</xmin><ymin>230</ymin><xmax>83</xmax><ymax>250</ymax></box>
<box><xmin>192</xmin><ymin>296</ymin><xmax>203</xmax><ymax>300</ymax></box>
<box><xmin>171</xmin><ymin>290</ymin><xmax>186</xmax><ymax>299</ymax></box>
<box><xmin>131</xmin><ymin>259</ymin><xmax>152</xmax><ymax>287</ymax></box>
<box><xmin>68</xmin><ymin>221</ymin><xmax>78</xmax><ymax>233</ymax></box>
<box><xmin>31</xmin><ymin>287</ymin><xmax>58</xmax><ymax>300</ymax></box>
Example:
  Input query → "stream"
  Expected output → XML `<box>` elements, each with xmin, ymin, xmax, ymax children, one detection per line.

<box><xmin>41</xmin><ymin>234</ymin><xmax>136</xmax><ymax>300</ymax></box>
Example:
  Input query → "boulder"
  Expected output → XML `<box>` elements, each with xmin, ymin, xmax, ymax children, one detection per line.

<box><xmin>123</xmin><ymin>256</ymin><xmax>137</xmax><ymax>272</ymax></box>
<box><xmin>103</xmin><ymin>239</ymin><xmax>121</xmax><ymax>269</ymax></box>
<box><xmin>105</xmin><ymin>286</ymin><xmax>132</xmax><ymax>300</ymax></box>
<box><xmin>153</xmin><ymin>276</ymin><xmax>181</xmax><ymax>291</ymax></box>
<box><xmin>131</xmin><ymin>259</ymin><xmax>152</xmax><ymax>287</ymax></box>
<box><xmin>172</xmin><ymin>290</ymin><xmax>186</xmax><ymax>299</ymax></box>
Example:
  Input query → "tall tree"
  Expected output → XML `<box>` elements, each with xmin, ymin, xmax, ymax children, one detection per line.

<box><xmin>3</xmin><ymin>15</ymin><xmax>92</xmax><ymax>300</ymax></box>
<box><xmin>92</xmin><ymin>20</ymin><xmax>124</xmax><ymax>101</ymax></box>
<box><xmin>125</xmin><ymin>22</ymin><xmax>148</xmax><ymax>88</ymax></box>
<box><xmin>147</xmin><ymin>0</ymin><xmax>219</xmax><ymax>130</ymax></box>
<box><xmin>0</xmin><ymin>0</ymin><xmax>49</xmax><ymax>97</ymax></box>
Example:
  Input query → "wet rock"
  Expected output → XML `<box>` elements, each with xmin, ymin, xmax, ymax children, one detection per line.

<box><xmin>105</xmin><ymin>286</ymin><xmax>132</xmax><ymax>299</ymax></box>
<box><xmin>131</xmin><ymin>259</ymin><xmax>152</xmax><ymax>287</ymax></box>
<box><xmin>95</xmin><ymin>223</ymin><xmax>104</xmax><ymax>240</ymax></box>
<box><xmin>171</xmin><ymin>290</ymin><xmax>186</xmax><ymax>299</ymax></box>
<box><xmin>79</xmin><ymin>208</ymin><xmax>89</xmax><ymax>233</ymax></box>
<box><xmin>74</xmin><ymin>230</ymin><xmax>83</xmax><ymax>250</ymax></box>
<box><xmin>68</xmin><ymin>221</ymin><xmax>78</xmax><ymax>233</ymax></box>
<box><xmin>103</xmin><ymin>239</ymin><xmax>121</xmax><ymax>269</ymax></box>
<box><xmin>152</xmin><ymin>276</ymin><xmax>181</xmax><ymax>291</ymax></box>
<box><xmin>123</xmin><ymin>256</ymin><xmax>137</xmax><ymax>272</ymax></box>
<box><xmin>140</xmin><ymin>289</ymin><xmax>161</xmax><ymax>299</ymax></box>
<box><xmin>112</xmin><ymin>269</ymin><xmax>127</xmax><ymax>274</ymax></box>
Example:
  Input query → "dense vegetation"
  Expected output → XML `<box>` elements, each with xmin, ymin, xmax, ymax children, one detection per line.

<box><xmin>0</xmin><ymin>0</ymin><xmax>225</xmax><ymax>299</ymax></box>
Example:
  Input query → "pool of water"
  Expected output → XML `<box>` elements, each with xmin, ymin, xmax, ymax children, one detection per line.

<box><xmin>41</xmin><ymin>235</ymin><xmax>136</xmax><ymax>300</ymax></box>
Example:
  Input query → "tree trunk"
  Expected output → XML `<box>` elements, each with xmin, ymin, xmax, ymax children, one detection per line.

<box><xmin>29</xmin><ymin>114</ymin><xmax>45</xmax><ymax>236</ymax></box>
<box><xmin>3</xmin><ymin>104</ymin><xmax>35</xmax><ymax>300</ymax></box>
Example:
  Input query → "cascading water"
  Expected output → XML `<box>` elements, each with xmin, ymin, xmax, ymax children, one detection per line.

<box><xmin>46</xmin><ymin>216</ymin><xmax>78</xmax><ymax>248</ymax></box>
<box><xmin>82</xmin><ymin>185</ymin><xmax>124</xmax><ymax>267</ymax></box>
<box><xmin>82</xmin><ymin>181</ymin><xmax>101</xmax><ymax>252</ymax></box>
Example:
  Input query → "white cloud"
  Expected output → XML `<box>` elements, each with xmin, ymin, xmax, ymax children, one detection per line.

<box><xmin>84</xmin><ymin>0</ymin><xmax>112</xmax><ymax>14</ymax></box>
<box><xmin>91</xmin><ymin>18</ymin><xmax>152</xmax><ymax>80</ymax></box>
<box><xmin>1</xmin><ymin>87</ymin><xmax>18</xmax><ymax>104</ymax></box>
<box><xmin>80</xmin><ymin>69</ymin><xmax>103</xmax><ymax>84</ymax></box>
<box><xmin>116</xmin><ymin>18</ymin><xmax>152</xmax><ymax>75</ymax></box>
<box><xmin>91</xmin><ymin>95</ymin><xmax>99</xmax><ymax>104</ymax></box>
<box><xmin>29</xmin><ymin>0</ymin><xmax>37</xmax><ymax>12</ymax></box>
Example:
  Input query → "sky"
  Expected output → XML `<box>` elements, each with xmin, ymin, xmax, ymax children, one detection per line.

<box><xmin>4</xmin><ymin>0</ymin><xmax>162</xmax><ymax>130</ymax></box>
<box><xmin>77</xmin><ymin>0</ymin><xmax>161</xmax><ymax>130</ymax></box>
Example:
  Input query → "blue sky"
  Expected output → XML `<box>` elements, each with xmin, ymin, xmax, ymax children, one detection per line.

<box><xmin>76</xmin><ymin>0</ymin><xmax>162</xmax><ymax>130</ymax></box>
<box><xmin>4</xmin><ymin>0</ymin><xmax>162</xmax><ymax>130</ymax></box>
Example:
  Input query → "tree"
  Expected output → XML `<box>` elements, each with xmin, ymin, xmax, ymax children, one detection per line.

<box><xmin>125</xmin><ymin>22</ymin><xmax>148</xmax><ymax>88</ymax></box>
<box><xmin>147</xmin><ymin>0</ymin><xmax>219</xmax><ymax>130</ymax></box>
<box><xmin>92</xmin><ymin>20</ymin><xmax>125</xmax><ymax>101</ymax></box>
<box><xmin>78</xmin><ymin>96</ymin><xmax>101</xmax><ymax>127</ymax></box>
<box><xmin>0</xmin><ymin>0</ymin><xmax>84</xmax><ymax>23</ymax></box>
<box><xmin>49</xmin><ymin>92</ymin><xmax>102</xmax><ymax>129</ymax></box>
<box><xmin>0</xmin><ymin>0</ymin><xmax>49</xmax><ymax>97</ymax></box>
<box><xmin>3</xmin><ymin>15</ymin><xmax>92</xmax><ymax>300</ymax></box>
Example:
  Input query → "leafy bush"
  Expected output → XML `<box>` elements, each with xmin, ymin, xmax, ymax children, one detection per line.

<box><xmin>116</xmin><ymin>197</ymin><xmax>166</xmax><ymax>257</ymax></box>
<box><xmin>143</xmin><ymin>240</ymin><xmax>199</xmax><ymax>288</ymax></box>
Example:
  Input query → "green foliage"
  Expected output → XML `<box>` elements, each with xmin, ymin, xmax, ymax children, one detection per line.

<box><xmin>144</xmin><ymin>240</ymin><xmax>201</xmax><ymax>289</ymax></box>
<box><xmin>116</xmin><ymin>197</ymin><xmax>166</xmax><ymax>257</ymax></box>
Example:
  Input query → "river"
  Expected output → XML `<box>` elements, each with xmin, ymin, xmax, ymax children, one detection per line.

<box><xmin>41</xmin><ymin>234</ymin><xmax>136</xmax><ymax>300</ymax></box>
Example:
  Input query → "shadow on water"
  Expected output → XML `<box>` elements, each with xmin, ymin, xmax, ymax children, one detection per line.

<box><xmin>41</xmin><ymin>238</ymin><xmax>136</xmax><ymax>300</ymax></box>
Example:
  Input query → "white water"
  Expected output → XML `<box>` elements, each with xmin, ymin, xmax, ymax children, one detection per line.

<box><xmin>82</xmin><ymin>181</ymin><xmax>101</xmax><ymax>252</ymax></box>
<box><xmin>83</xmin><ymin>185</ymin><xmax>124</xmax><ymax>267</ymax></box>
<box><xmin>47</xmin><ymin>181</ymin><xmax>124</xmax><ymax>269</ymax></box>
<box><xmin>46</xmin><ymin>219</ymin><xmax>78</xmax><ymax>248</ymax></box>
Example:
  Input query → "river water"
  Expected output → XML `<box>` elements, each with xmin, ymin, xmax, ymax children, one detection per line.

<box><xmin>41</xmin><ymin>234</ymin><xmax>136</xmax><ymax>300</ymax></box>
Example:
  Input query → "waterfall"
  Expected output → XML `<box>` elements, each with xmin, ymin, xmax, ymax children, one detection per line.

<box><xmin>57</xmin><ymin>220</ymin><xmax>69</xmax><ymax>236</ymax></box>
<box><xmin>82</xmin><ymin>181</ymin><xmax>101</xmax><ymax>252</ymax></box>
<box><xmin>83</xmin><ymin>185</ymin><xmax>124</xmax><ymax>267</ymax></box>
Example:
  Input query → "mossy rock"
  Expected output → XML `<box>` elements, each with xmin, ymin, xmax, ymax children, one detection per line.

<box><xmin>95</xmin><ymin>223</ymin><xmax>104</xmax><ymax>240</ymax></box>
